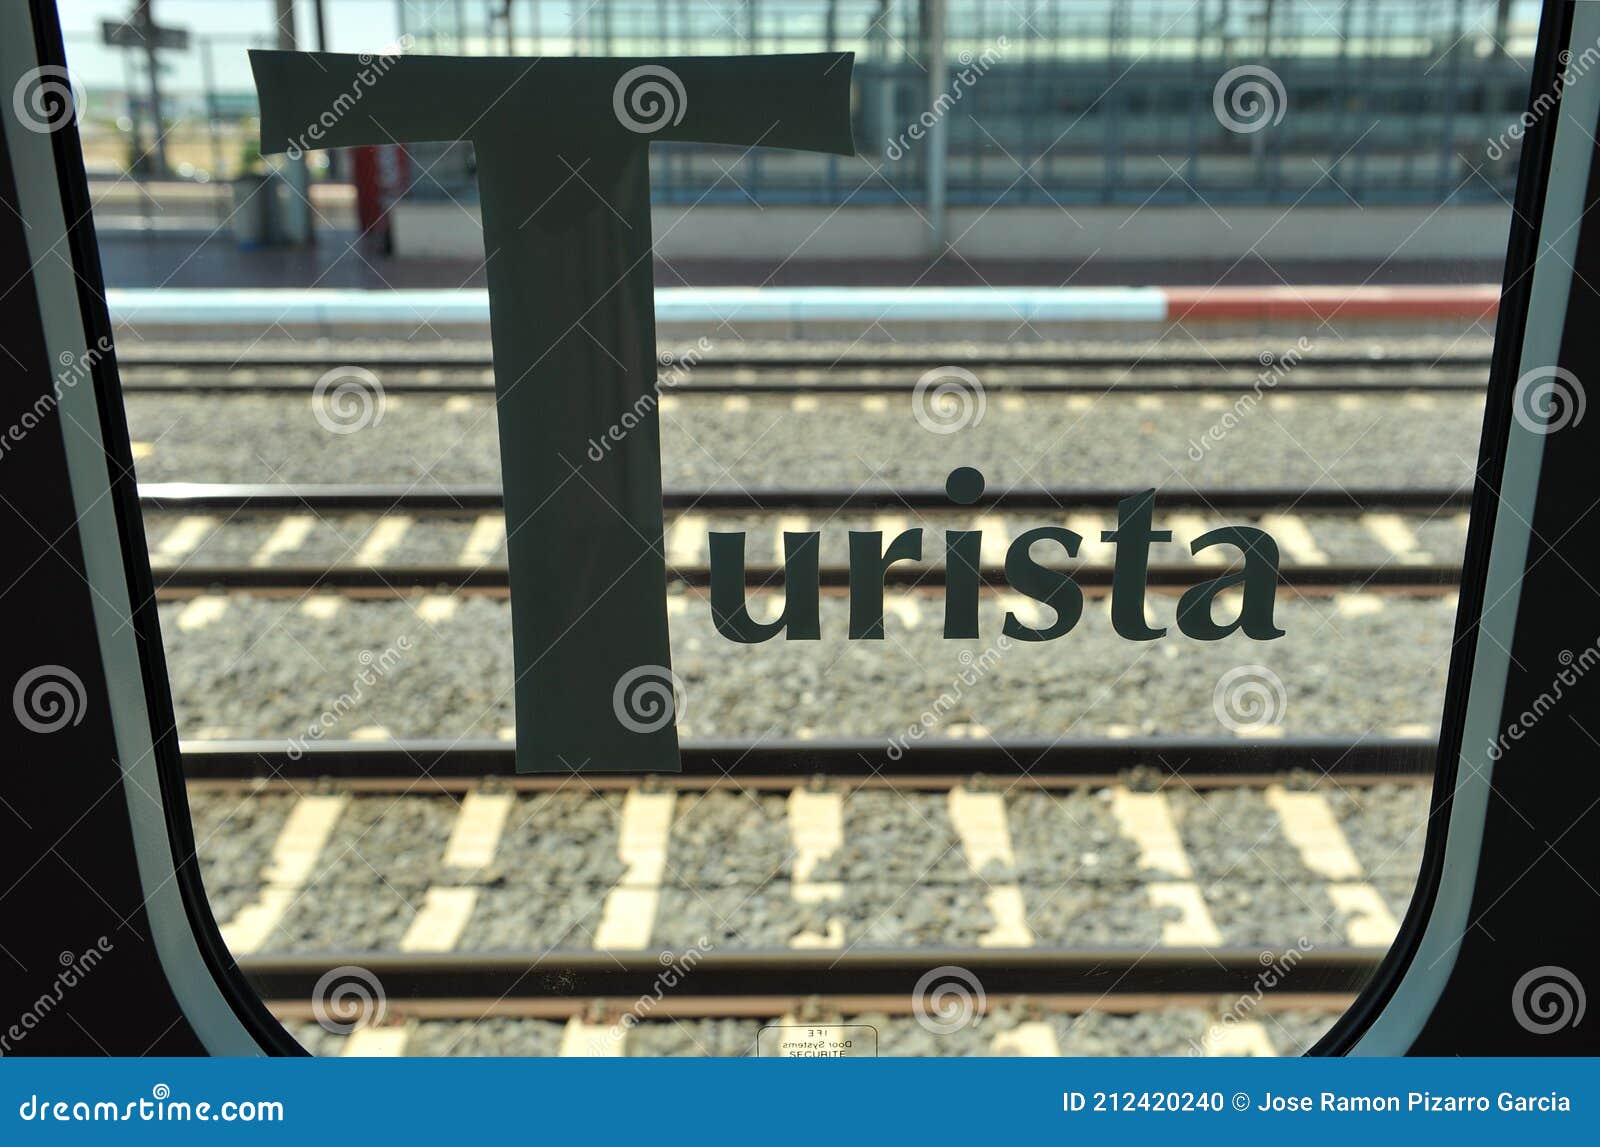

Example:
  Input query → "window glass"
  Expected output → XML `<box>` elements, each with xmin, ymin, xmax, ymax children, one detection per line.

<box><xmin>58</xmin><ymin>0</ymin><xmax>1545</xmax><ymax>1057</ymax></box>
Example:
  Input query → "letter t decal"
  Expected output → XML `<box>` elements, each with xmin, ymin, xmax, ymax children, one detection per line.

<box><xmin>250</xmin><ymin>50</ymin><xmax>856</xmax><ymax>772</ymax></box>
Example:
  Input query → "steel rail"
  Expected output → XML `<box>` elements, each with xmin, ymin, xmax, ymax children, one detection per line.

<box><xmin>266</xmin><ymin>991</ymin><xmax>1359</xmax><ymax>1022</ymax></box>
<box><xmin>178</xmin><ymin>736</ymin><xmax>1435</xmax><ymax>782</ymax></box>
<box><xmin>140</xmin><ymin>482</ymin><xmax>1475</xmax><ymax>513</ymax></box>
<box><xmin>115</xmin><ymin>349</ymin><xmax>1493</xmax><ymax>371</ymax></box>
<box><xmin>119</xmin><ymin>369</ymin><xmax>1487</xmax><ymax>396</ymax></box>
<box><xmin>242</xmin><ymin>947</ymin><xmax>1382</xmax><ymax>1004</ymax></box>
<box><xmin>150</xmin><ymin>561</ymin><xmax>1462</xmax><ymax>594</ymax></box>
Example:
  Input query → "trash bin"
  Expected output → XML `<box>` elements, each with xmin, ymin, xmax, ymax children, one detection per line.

<box><xmin>231</xmin><ymin>172</ymin><xmax>284</xmax><ymax>248</ymax></box>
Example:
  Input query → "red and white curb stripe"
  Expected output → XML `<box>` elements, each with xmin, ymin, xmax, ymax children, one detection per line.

<box><xmin>106</xmin><ymin>285</ymin><xmax>1500</xmax><ymax>328</ymax></box>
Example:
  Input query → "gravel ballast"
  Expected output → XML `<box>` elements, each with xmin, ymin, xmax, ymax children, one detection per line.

<box><xmin>191</xmin><ymin>783</ymin><xmax>1427</xmax><ymax>954</ymax></box>
<box><xmin>280</xmin><ymin>1008</ymin><xmax>1343</xmax><ymax>1057</ymax></box>
<box><xmin>157</xmin><ymin>593</ymin><xmax>1458</xmax><ymax>743</ymax></box>
<box><xmin>141</xmin><ymin>507</ymin><xmax>1473</xmax><ymax>573</ymax></box>
<box><xmin>126</xmin><ymin>389</ymin><xmax>1485</xmax><ymax>490</ymax></box>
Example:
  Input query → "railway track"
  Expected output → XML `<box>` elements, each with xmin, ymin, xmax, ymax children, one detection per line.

<box><xmin>149</xmin><ymin>339</ymin><xmax>1445</xmax><ymax>1060</ymax></box>
<box><xmin>124</xmin><ymin>387</ymin><xmax>1488</xmax><ymax>490</ymax></box>
<box><xmin>190</xmin><ymin>772</ymin><xmax>1426</xmax><ymax>959</ymax></box>
<box><xmin>245</xmin><ymin>948</ymin><xmax>1379</xmax><ymax>1005</ymax></box>
<box><xmin>140</xmin><ymin>481</ymin><xmax>1476</xmax><ymax>512</ymax></box>
<box><xmin>155</xmin><ymin>592</ymin><xmax>1457</xmax><ymax>743</ymax></box>
<box><xmin>252</xmin><ymin>948</ymin><xmax>1369</xmax><ymax>1060</ymax></box>
<box><xmin>141</xmin><ymin>482</ymin><xmax>1471</xmax><ymax>594</ymax></box>
<box><xmin>194</xmin><ymin>770</ymin><xmax>1423</xmax><ymax>1056</ymax></box>
<box><xmin>152</xmin><ymin>565</ymin><xmax>1460</xmax><ymax>594</ymax></box>
<box><xmin>274</xmin><ymin>982</ymin><xmax>1354</xmax><ymax>1056</ymax></box>
<box><xmin>178</xmin><ymin>736</ymin><xmax>1434</xmax><ymax>782</ymax></box>
<box><xmin>116</xmin><ymin>353</ymin><xmax>1490</xmax><ymax>396</ymax></box>
<box><xmin>120</xmin><ymin>336</ymin><xmax>1472</xmax><ymax>1058</ymax></box>
<box><xmin>113</xmin><ymin>344</ymin><xmax>1493</xmax><ymax>369</ymax></box>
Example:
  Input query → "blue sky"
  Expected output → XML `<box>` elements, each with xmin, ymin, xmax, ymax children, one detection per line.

<box><xmin>58</xmin><ymin>1</ymin><xmax>404</xmax><ymax>93</ymax></box>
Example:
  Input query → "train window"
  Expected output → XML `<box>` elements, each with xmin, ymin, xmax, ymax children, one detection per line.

<box><xmin>6</xmin><ymin>0</ymin><xmax>1596</xmax><ymax>1062</ymax></box>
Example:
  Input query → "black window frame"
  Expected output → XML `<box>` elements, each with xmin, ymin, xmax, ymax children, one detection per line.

<box><xmin>1</xmin><ymin>0</ymin><xmax>1594</xmax><ymax>1057</ymax></box>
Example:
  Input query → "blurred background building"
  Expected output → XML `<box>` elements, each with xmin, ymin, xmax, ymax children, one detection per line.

<box><xmin>63</xmin><ymin>0</ymin><xmax>1544</xmax><ymax>278</ymax></box>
